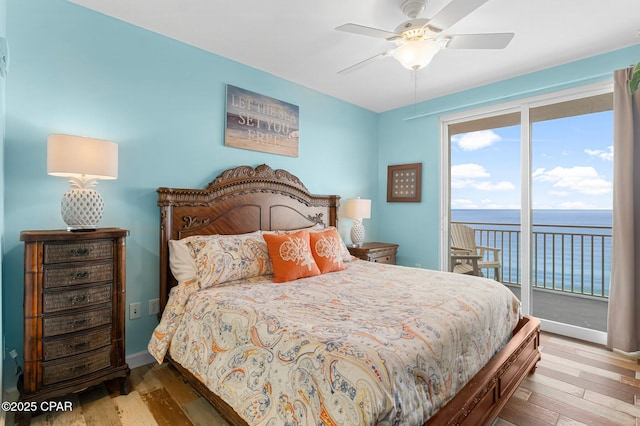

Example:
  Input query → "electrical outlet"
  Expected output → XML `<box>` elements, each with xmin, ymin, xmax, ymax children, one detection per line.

<box><xmin>149</xmin><ymin>298</ymin><xmax>160</xmax><ymax>315</ymax></box>
<box><xmin>130</xmin><ymin>302</ymin><xmax>141</xmax><ymax>320</ymax></box>
<box><xmin>8</xmin><ymin>347</ymin><xmax>22</xmax><ymax>377</ymax></box>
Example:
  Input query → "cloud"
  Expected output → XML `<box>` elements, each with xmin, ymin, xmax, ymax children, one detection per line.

<box><xmin>451</xmin><ymin>163</ymin><xmax>490</xmax><ymax>178</ymax></box>
<box><xmin>451</xmin><ymin>163</ymin><xmax>489</xmax><ymax>189</ymax></box>
<box><xmin>452</xmin><ymin>130</ymin><xmax>502</xmax><ymax>151</ymax></box>
<box><xmin>533</xmin><ymin>166</ymin><xmax>612</xmax><ymax>195</ymax></box>
<box><xmin>585</xmin><ymin>145</ymin><xmax>613</xmax><ymax>161</ymax></box>
<box><xmin>450</xmin><ymin>198</ymin><xmax>517</xmax><ymax>209</ymax></box>
<box><xmin>473</xmin><ymin>181</ymin><xmax>516</xmax><ymax>191</ymax></box>
<box><xmin>532</xmin><ymin>168</ymin><xmax>545</xmax><ymax>178</ymax></box>
<box><xmin>451</xmin><ymin>180</ymin><xmax>474</xmax><ymax>189</ymax></box>
<box><xmin>480</xmin><ymin>199</ymin><xmax>507</xmax><ymax>209</ymax></box>
<box><xmin>451</xmin><ymin>163</ymin><xmax>514</xmax><ymax>192</ymax></box>
<box><xmin>451</xmin><ymin>198</ymin><xmax>477</xmax><ymax>209</ymax></box>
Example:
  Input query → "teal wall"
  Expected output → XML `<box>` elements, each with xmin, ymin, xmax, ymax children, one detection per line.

<box><xmin>0</xmin><ymin>0</ymin><xmax>6</xmax><ymax>402</ymax></box>
<box><xmin>2</xmin><ymin>0</ymin><xmax>378</xmax><ymax>387</ymax></box>
<box><xmin>378</xmin><ymin>44</ymin><xmax>640</xmax><ymax>270</ymax></box>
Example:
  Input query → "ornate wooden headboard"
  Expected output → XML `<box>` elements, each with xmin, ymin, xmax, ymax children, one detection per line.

<box><xmin>157</xmin><ymin>164</ymin><xmax>340</xmax><ymax>312</ymax></box>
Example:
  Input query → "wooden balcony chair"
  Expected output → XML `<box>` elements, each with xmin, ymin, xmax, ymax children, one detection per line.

<box><xmin>450</xmin><ymin>248</ymin><xmax>482</xmax><ymax>276</ymax></box>
<box><xmin>450</xmin><ymin>223</ymin><xmax>502</xmax><ymax>281</ymax></box>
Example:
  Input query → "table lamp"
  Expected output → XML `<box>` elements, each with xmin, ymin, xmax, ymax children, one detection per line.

<box><xmin>47</xmin><ymin>134</ymin><xmax>118</xmax><ymax>231</ymax></box>
<box><xmin>344</xmin><ymin>198</ymin><xmax>371</xmax><ymax>247</ymax></box>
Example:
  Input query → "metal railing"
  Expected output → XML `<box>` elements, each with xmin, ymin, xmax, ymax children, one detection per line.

<box><xmin>453</xmin><ymin>221</ymin><xmax>612</xmax><ymax>299</ymax></box>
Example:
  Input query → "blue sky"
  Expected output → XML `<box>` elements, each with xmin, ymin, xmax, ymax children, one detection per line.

<box><xmin>451</xmin><ymin>111</ymin><xmax>613</xmax><ymax>210</ymax></box>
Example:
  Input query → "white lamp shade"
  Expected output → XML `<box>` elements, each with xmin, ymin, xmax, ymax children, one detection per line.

<box><xmin>47</xmin><ymin>134</ymin><xmax>118</xmax><ymax>180</ymax></box>
<box><xmin>344</xmin><ymin>198</ymin><xmax>371</xmax><ymax>219</ymax></box>
<box><xmin>392</xmin><ymin>40</ymin><xmax>441</xmax><ymax>71</ymax></box>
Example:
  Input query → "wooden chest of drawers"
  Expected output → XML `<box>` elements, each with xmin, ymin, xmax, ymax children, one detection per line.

<box><xmin>18</xmin><ymin>229</ymin><xmax>130</xmax><ymax>420</ymax></box>
<box><xmin>347</xmin><ymin>242</ymin><xmax>399</xmax><ymax>265</ymax></box>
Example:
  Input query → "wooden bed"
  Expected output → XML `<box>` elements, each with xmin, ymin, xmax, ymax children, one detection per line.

<box><xmin>157</xmin><ymin>163</ymin><xmax>541</xmax><ymax>425</ymax></box>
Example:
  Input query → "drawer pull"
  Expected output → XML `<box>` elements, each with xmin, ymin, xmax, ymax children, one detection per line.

<box><xmin>70</xmin><ymin>364</ymin><xmax>89</xmax><ymax>374</ymax></box>
<box><xmin>69</xmin><ymin>247</ymin><xmax>91</xmax><ymax>257</ymax></box>
<box><xmin>70</xmin><ymin>294</ymin><xmax>88</xmax><ymax>305</ymax></box>
<box><xmin>68</xmin><ymin>341</ymin><xmax>89</xmax><ymax>351</ymax></box>
<box><xmin>70</xmin><ymin>271</ymin><xmax>90</xmax><ymax>281</ymax></box>
<box><xmin>68</xmin><ymin>319</ymin><xmax>88</xmax><ymax>329</ymax></box>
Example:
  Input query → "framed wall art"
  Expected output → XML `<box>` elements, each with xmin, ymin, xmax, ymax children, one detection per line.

<box><xmin>225</xmin><ymin>84</ymin><xmax>300</xmax><ymax>157</ymax></box>
<box><xmin>387</xmin><ymin>163</ymin><xmax>422</xmax><ymax>202</ymax></box>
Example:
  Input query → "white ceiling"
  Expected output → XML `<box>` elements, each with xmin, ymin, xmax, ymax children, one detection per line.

<box><xmin>69</xmin><ymin>0</ymin><xmax>640</xmax><ymax>113</ymax></box>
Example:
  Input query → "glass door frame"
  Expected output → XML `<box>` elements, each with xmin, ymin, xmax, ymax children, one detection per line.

<box><xmin>439</xmin><ymin>81</ymin><xmax>612</xmax><ymax>345</ymax></box>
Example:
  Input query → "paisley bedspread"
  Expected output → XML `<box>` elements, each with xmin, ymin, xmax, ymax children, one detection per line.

<box><xmin>159</xmin><ymin>261</ymin><xmax>520</xmax><ymax>425</ymax></box>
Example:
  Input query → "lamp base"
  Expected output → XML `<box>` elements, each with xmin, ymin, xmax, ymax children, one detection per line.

<box><xmin>350</xmin><ymin>222</ymin><xmax>366</xmax><ymax>247</ymax></box>
<box><xmin>61</xmin><ymin>188</ymin><xmax>104</xmax><ymax>231</ymax></box>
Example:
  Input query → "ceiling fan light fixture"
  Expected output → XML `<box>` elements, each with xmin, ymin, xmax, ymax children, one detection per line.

<box><xmin>392</xmin><ymin>39</ymin><xmax>441</xmax><ymax>71</ymax></box>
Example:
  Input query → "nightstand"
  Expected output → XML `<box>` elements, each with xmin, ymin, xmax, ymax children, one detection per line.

<box><xmin>347</xmin><ymin>242</ymin><xmax>399</xmax><ymax>265</ymax></box>
<box><xmin>18</xmin><ymin>228</ymin><xmax>130</xmax><ymax>424</ymax></box>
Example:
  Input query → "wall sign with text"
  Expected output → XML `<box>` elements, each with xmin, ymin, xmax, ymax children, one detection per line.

<box><xmin>225</xmin><ymin>85</ymin><xmax>300</xmax><ymax>157</ymax></box>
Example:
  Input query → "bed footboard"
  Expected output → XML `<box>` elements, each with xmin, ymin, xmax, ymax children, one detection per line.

<box><xmin>427</xmin><ymin>315</ymin><xmax>541</xmax><ymax>425</ymax></box>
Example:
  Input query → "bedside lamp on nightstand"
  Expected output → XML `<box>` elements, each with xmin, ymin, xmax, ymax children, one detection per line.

<box><xmin>47</xmin><ymin>134</ymin><xmax>118</xmax><ymax>231</ymax></box>
<box><xmin>344</xmin><ymin>198</ymin><xmax>371</xmax><ymax>247</ymax></box>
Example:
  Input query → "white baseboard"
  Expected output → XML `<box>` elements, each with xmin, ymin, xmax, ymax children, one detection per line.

<box><xmin>612</xmin><ymin>348</ymin><xmax>640</xmax><ymax>358</ymax></box>
<box><xmin>126</xmin><ymin>350</ymin><xmax>156</xmax><ymax>369</ymax></box>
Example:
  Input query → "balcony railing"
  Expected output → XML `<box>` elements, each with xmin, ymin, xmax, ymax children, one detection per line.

<box><xmin>453</xmin><ymin>221</ymin><xmax>612</xmax><ymax>299</ymax></box>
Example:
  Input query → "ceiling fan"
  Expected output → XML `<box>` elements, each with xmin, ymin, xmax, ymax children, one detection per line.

<box><xmin>336</xmin><ymin>0</ymin><xmax>514</xmax><ymax>74</ymax></box>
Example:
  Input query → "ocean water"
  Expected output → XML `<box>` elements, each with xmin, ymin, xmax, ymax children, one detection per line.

<box><xmin>452</xmin><ymin>209</ymin><xmax>612</xmax><ymax>296</ymax></box>
<box><xmin>452</xmin><ymin>209</ymin><xmax>612</xmax><ymax>229</ymax></box>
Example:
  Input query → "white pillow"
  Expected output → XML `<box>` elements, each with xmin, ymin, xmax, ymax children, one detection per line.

<box><xmin>168</xmin><ymin>239</ymin><xmax>197</xmax><ymax>282</ymax></box>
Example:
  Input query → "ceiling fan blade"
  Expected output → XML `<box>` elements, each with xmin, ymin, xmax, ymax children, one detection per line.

<box><xmin>337</xmin><ymin>51</ymin><xmax>391</xmax><ymax>75</ymax></box>
<box><xmin>335</xmin><ymin>23</ymin><xmax>399</xmax><ymax>41</ymax></box>
<box><xmin>428</xmin><ymin>0</ymin><xmax>490</xmax><ymax>31</ymax></box>
<box><xmin>445</xmin><ymin>33</ymin><xmax>514</xmax><ymax>49</ymax></box>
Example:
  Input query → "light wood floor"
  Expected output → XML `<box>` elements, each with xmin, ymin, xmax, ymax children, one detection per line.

<box><xmin>10</xmin><ymin>332</ymin><xmax>640</xmax><ymax>426</ymax></box>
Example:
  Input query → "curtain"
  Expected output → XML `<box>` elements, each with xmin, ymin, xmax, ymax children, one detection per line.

<box><xmin>607</xmin><ymin>67</ymin><xmax>640</xmax><ymax>353</ymax></box>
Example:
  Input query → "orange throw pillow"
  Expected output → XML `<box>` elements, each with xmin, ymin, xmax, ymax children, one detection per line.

<box><xmin>309</xmin><ymin>228</ymin><xmax>346</xmax><ymax>273</ymax></box>
<box><xmin>263</xmin><ymin>230</ymin><xmax>321</xmax><ymax>282</ymax></box>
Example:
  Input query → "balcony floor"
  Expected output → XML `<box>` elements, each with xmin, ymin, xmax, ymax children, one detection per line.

<box><xmin>504</xmin><ymin>283</ymin><xmax>608</xmax><ymax>332</ymax></box>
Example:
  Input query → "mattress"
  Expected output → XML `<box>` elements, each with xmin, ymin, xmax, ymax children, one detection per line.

<box><xmin>150</xmin><ymin>260</ymin><xmax>520</xmax><ymax>425</ymax></box>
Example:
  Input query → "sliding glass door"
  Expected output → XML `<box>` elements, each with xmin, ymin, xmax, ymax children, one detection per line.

<box><xmin>530</xmin><ymin>94</ymin><xmax>613</xmax><ymax>333</ymax></box>
<box><xmin>442</xmin><ymin>82</ymin><xmax>613</xmax><ymax>343</ymax></box>
<box><xmin>448</xmin><ymin>111</ymin><xmax>522</xmax><ymax>298</ymax></box>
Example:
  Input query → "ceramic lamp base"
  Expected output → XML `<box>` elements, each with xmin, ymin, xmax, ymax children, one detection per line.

<box><xmin>350</xmin><ymin>222</ymin><xmax>366</xmax><ymax>247</ymax></box>
<box><xmin>61</xmin><ymin>188</ymin><xmax>104</xmax><ymax>231</ymax></box>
